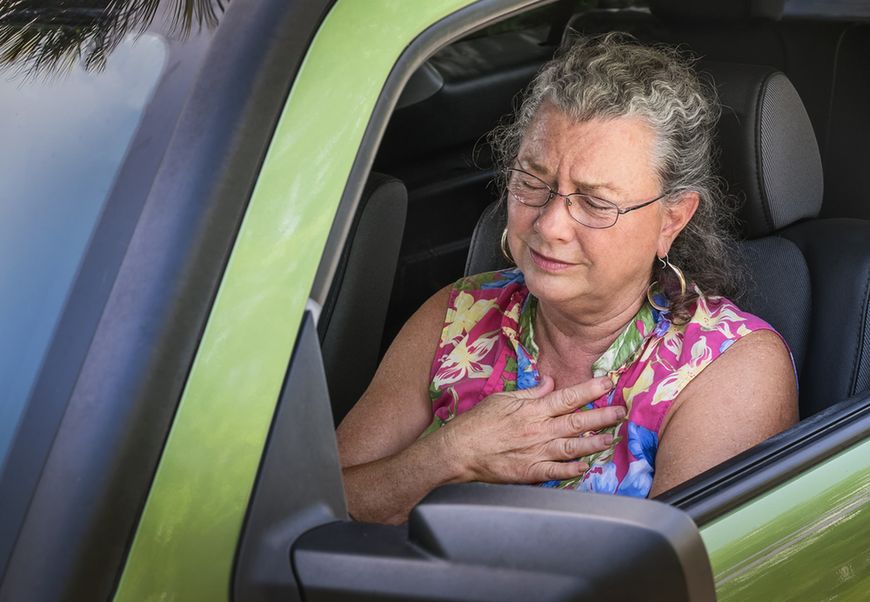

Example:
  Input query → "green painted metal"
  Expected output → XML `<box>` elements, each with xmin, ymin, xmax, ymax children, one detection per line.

<box><xmin>113</xmin><ymin>1</ymin><xmax>477</xmax><ymax>600</ymax></box>
<box><xmin>702</xmin><ymin>439</ymin><xmax>870</xmax><ymax>601</ymax></box>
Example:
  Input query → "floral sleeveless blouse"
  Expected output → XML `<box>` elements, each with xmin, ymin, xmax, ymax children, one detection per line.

<box><xmin>424</xmin><ymin>268</ymin><xmax>782</xmax><ymax>498</ymax></box>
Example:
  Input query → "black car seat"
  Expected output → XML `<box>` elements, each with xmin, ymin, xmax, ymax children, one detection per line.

<box><xmin>709</xmin><ymin>62</ymin><xmax>870</xmax><ymax>416</ymax></box>
<box><xmin>319</xmin><ymin>172</ymin><xmax>407</xmax><ymax>425</ymax></box>
<box><xmin>465</xmin><ymin>62</ymin><xmax>870</xmax><ymax>419</ymax></box>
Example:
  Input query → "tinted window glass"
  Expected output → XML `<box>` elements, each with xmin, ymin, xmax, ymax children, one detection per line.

<box><xmin>786</xmin><ymin>0</ymin><xmax>870</xmax><ymax>19</ymax></box>
<box><xmin>0</xmin><ymin>34</ymin><xmax>167</xmax><ymax>468</ymax></box>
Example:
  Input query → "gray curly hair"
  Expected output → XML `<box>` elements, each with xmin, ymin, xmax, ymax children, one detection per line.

<box><xmin>489</xmin><ymin>33</ymin><xmax>744</xmax><ymax>320</ymax></box>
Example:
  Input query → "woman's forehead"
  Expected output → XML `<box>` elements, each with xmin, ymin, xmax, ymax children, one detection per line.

<box><xmin>517</xmin><ymin>108</ymin><xmax>659</xmax><ymax>195</ymax></box>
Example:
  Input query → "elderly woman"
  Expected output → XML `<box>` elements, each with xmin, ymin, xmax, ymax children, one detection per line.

<box><xmin>337</xmin><ymin>34</ymin><xmax>798</xmax><ymax>524</ymax></box>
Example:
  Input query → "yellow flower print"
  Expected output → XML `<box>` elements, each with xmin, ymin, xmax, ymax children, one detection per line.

<box><xmin>661</xmin><ymin>326</ymin><xmax>685</xmax><ymax>359</ymax></box>
<box><xmin>504</xmin><ymin>301</ymin><xmax>520</xmax><ymax>323</ymax></box>
<box><xmin>440</xmin><ymin>292</ymin><xmax>498</xmax><ymax>345</ymax></box>
<box><xmin>622</xmin><ymin>362</ymin><xmax>655</xmax><ymax>409</ymax></box>
<box><xmin>432</xmin><ymin>330</ymin><xmax>499</xmax><ymax>389</ymax></box>
<box><xmin>691</xmin><ymin>296</ymin><xmax>748</xmax><ymax>339</ymax></box>
<box><xmin>651</xmin><ymin>336</ymin><xmax>713</xmax><ymax>405</ymax></box>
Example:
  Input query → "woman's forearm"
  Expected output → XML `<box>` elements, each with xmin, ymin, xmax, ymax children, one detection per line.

<box><xmin>342</xmin><ymin>428</ymin><xmax>466</xmax><ymax>524</ymax></box>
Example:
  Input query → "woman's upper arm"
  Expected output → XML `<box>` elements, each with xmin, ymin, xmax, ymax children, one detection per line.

<box><xmin>336</xmin><ymin>284</ymin><xmax>452</xmax><ymax>468</ymax></box>
<box><xmin>649</xmin><ymin>329</ymin><xmax>798</xmax><ymax>496</ymax></box>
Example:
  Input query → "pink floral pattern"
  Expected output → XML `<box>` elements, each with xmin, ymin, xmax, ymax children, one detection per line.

<box><xmin>424</xmin><ymin>268</ymin><xmax>786</xmax><ymax>497</ymax></box>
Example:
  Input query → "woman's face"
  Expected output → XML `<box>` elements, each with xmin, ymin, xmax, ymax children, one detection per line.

<box><xmin>506</xmin><ymin>103</ymin><xmax>695</xmax><ymax>315</ymax></box>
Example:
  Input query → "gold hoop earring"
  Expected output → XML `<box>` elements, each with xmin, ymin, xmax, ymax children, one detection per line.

<box><xmin>500</xmin><ymin>228</ymin><xmax>514</xmax><ymax>264</ymax></box>
<box><xmin>646</xmin><ymin>255</ymin><xmax>686</xmax><ymax>311</ymax></box>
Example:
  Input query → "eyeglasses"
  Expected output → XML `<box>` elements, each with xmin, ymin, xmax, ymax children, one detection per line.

<box><xmin>506</xmin><ymin>167</ymin><xmax>668</xmax><ymax>229</ymax></box>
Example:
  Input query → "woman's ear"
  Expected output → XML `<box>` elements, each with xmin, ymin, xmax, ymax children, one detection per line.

<box><xmin>657</xmin><ymin>191</ymin><xmax>700</xmax><ymax>256</ymax></box>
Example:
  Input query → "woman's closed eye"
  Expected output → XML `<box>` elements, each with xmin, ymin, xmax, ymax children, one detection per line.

<box><xmin>518</xmin><ymin>176</ymin><xmax>548</xmax><ymax>191</ymax></box>
<box><xmin>577</xmin><ymin>194</ymin><xmax>613</xmax><ymax>213</ymax></box>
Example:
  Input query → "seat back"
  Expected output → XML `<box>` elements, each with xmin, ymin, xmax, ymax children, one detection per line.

<box><xmin>319</xmin><ymin>173</ymin><xmax>407</xmax><ymax>425</ymax></box>
<box><xmin>709</xmin><ymin>61</ymin><xmax>870</xmax><ymax>415</ymax></box>
<box><xmin>706</xmin><ymin>61</ymin><xmax>818</xmax><ymax>381</ymax></box>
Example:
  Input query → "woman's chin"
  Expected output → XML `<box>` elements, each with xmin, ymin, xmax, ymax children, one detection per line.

<box><xmin>522</xmin><ymin>269</ymin><xmax>591</xmax><ymax>306</ymax></box>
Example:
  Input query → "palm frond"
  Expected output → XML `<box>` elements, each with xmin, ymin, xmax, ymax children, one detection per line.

<box><xmin>0</xmin><ymin>0</ymin><xmax>230</xmax><ymax>77</ymax></box>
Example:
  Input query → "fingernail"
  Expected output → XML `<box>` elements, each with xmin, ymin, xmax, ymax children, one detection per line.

<box><xmin>599</xmin><ymin>377</ymin><xmax>614</xmax><ymax>391</ymax></box>
<box><xmin>577</xmin><ymin>462</ymin><xmax>589</xmax><ymax>473</ymax></box>
<box><xmin>600</xmin><ymin>434</ymin><xmax>614</xmax><ymax>446</ymax></box>
<box><xmin>614</xmin><ymin>406</ymin><xmax>627</xmax><ymax>420</ymax></box>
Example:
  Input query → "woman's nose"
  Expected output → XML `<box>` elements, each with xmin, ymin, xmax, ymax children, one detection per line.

<box><xmin>534</xmin><ymin>194</ymin><xmax>577</xmax><ymax>241</ymax></box>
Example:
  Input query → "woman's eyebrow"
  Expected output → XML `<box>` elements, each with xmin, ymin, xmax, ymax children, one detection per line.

<box><xmin>516</xmin><ymin>157</ymin><xmax>551</xmax><ymax>177</ymax></box>
<box><xmin>572</xmin><ymin>180</ymin><xmax>620</xmax><ymax>196</ymax></box>
<box><xmin>516</xmin><ymin>156</ymin><xmax>622</xmax><ymax>196</ymax></box>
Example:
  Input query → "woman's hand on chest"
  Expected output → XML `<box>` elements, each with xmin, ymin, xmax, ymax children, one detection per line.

<box><xmin>441</xmin><ymin>374</ymin><xmax>626</xmax><ymax>484</ymax></box>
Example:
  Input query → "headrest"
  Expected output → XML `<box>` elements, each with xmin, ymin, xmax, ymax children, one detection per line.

<box><xmin>703</xmin><ymin>61</ymin><xmax>823</xmax><ymax>238</ymax></box>
<box><xmin>650</xmin><ymin>0</ymin><xmax>785</xmax><ymax>21</ymax></box>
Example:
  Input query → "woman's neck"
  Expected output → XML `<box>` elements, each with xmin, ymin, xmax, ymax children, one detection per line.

<box><xmin>534</xmin><ymin>292</ymin><xmax>646</xmax><ymax>376</ymax></box>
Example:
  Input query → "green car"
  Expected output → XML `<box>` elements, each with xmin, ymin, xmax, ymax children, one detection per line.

<box><xmin>1</xmin><ymin>0</ymin><xmax>867</xmax><ymax>600</ymax></box>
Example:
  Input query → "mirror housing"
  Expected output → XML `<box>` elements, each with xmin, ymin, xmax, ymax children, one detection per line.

<box><xmin>294</xmin><ymin>483</ymin><xmax>716</xmax><ymax>602</ymax></box>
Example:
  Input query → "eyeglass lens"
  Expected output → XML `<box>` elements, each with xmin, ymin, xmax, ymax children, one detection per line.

<box><xmin>507</xmin><ymin>169</ymin><xmax>618</xmax><ymax>228</ymax></box>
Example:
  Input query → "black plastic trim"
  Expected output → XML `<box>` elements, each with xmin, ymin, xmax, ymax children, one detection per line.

<box><xmin>658</xmin><ymin>395</ymin><xmax>870</xmax><ymax>524</ymax></box>
<box><xmin>310</xmin><ymin>0</ymin><xmax>559</xmax><ymax>305</ymax></box>
<box><xmin>233</xmin><ymin>312</ymin><xmax>346</xmax><ymax>602</ymax></box>
<box><xmin>0</xmin><ymin>1</ymin><xmax>335</xmax><ymax>600</ymax></box>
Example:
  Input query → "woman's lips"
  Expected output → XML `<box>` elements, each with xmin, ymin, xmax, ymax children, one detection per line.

<box><xmin>529</xmin><ymin>248</ymin><xmax>576</xmax><ymax>271</ymax></box>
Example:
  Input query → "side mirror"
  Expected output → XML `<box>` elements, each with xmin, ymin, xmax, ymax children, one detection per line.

<box><xmin>294</xmin><ymin>483</ymin><xmax>716</xmax><ymax>602</ymax></box>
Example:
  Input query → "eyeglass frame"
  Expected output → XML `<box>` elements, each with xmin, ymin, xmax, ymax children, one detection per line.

<box><xmin>506</xmin><ymin>167</ymin><xmax>670</xmax><ymax>229</ymax></box>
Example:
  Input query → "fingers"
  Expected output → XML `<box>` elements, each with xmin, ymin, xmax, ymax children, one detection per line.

<box><xmin>526</xmin><ymin>432</ymin><xmax>617</xmax><ymax>482</ymax></box>
<box><xmin>547</xmin><ymin>432</ymin><xmax>615</xmax><ymax>460</ymax></box>
<box><xmin>544</xmin><ymin>377</ymin><xmax>612</xmax><ymax>416</ymax></box>
<box><xmin>533</xmin><ymin>460</ymin><xmax>589</xmax><ymax>482</ymax></box>
<box><xmin>551</xmin><ymin>405</ymin><xmax>625</xmax><ymax>438</ymax></box>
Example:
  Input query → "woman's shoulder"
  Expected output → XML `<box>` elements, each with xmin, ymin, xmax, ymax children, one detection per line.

<box><xmin>656</xmin><ymin>292</ymin><xmax>784</xmax><ymax>364</ymax></box>
<box><xmin>443</xmin><ymin>268</ymin><xmax>528</xmax><ymax>316</ymax></box>
<box><xmin>437</xmin><ymin>268</ymin><xmax>528</xmax><ymax>348</ymax></box>
<box><xmin>685</xmin><ymin>293</ymin><xmax>775</xmax><ymax>337</ymax></box>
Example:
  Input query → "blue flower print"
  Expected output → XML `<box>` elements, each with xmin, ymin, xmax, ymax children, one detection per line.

<box><xmin>719</xmin><ymin>339</ymin><xmax>735</xmax><ymax>353</ymax></box>
<box><xmin>481</xmin><ymin>268</ymin><xmax>525</xmax><ymax>289</ymax></box>
<box><xmin>653</xmin><ymin>315</ymin><xmax>671</xmax><ymax>338</ymax></box>
<box><xmin>650</xmin><ymin>292</ymin><xmax>670</xmax><ymax>313</ymax></box>
<box><xmin>617</xmin><ymin>459</ymin><xmax>654</xmax><ymax>498</ymax></box>
<box><xmin>627</xmin><ymin>421</ymin><xmax>658</xmax><ymax>466</ymax></box>
<box><xmin>579</xmin><ymin>462</ymin><xmax>619</xmax><ymax>494</ymax></box>
<box><xmin>515</xmin><ymin>344</ymin><xmax>540</xmax><ymax>390</ymax></box>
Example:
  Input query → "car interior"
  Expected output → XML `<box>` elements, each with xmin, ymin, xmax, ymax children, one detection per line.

<box><xmin>318</xmin><ymin>0</ymin><xmax>870</xmax><ymax>470</ymax></box>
